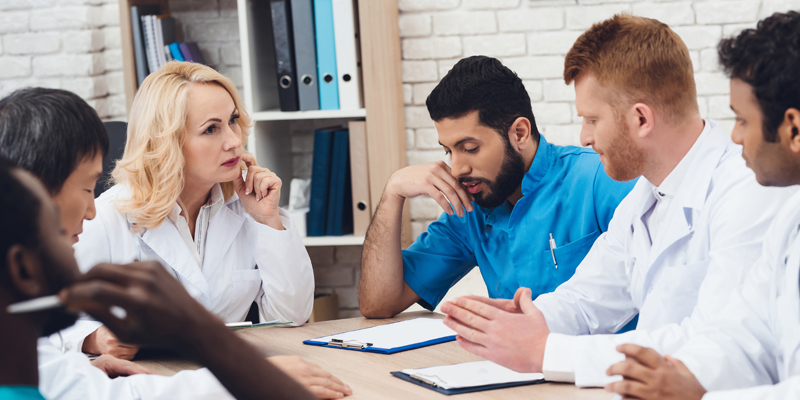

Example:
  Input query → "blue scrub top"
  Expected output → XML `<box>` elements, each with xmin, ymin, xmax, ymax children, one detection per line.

<box><xmin>0</xmin><ymin>386</ymin><xmax>47</xmax><ymax>400</ymax></box>
<box><xmin>402</xmin><ymin>135</ymin><xmax>637</xmax><ymax>310</ymax></box>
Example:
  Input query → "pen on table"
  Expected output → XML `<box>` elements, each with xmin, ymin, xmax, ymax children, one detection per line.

<box><xmin>549</xmin><ymin>233</ymin><xmax>558</xmax><ymax>269</ymax></box>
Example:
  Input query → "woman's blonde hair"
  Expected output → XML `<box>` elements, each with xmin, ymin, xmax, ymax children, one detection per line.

<box><xmin>112</xmin><ymin>61</ymin><xmax>252</xmax><ymax>230</ymax></box>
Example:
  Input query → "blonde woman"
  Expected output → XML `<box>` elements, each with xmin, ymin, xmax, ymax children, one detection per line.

<box><xmin>53</xmin><ymin>62</ymin><xmax>349</xmax><ymax>398</ymax></box>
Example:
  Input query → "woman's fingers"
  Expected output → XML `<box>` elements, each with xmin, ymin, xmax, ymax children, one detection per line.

<box><xmin>249</xmin><ymin>170</ymin><xmax>280</xmax><ymax>201</ymax></box>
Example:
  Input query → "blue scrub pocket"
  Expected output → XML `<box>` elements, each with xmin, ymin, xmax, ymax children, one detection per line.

<box><xmin>536</xmin><ymin>230</ymin><xmax>601</xmax><ymax>295</ymax></box>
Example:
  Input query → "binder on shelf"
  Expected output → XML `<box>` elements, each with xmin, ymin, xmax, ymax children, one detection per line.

<box><xmin>331</xmin><ymin>0</ymin><xmax>362</xmax><ymax>110</ymax></box>
<box><xmin>168</xmin><ymin>43</ymin><xmax>185</xmax><ymax>61</ymax></box>
<box><xmin>179</xmin><ymin>43</ymin><xmax>194</xmax><ymax>62</ymax></box>
<box><xmin>303</xmin><ymin>318</ymin><xmax>456</xmax><ymax>354</ymax></box>
<box><xmin>390</xmin><ymin>361</ymin><xmax>545</xmax><ymax>395</ymax></box>
<box><xmin>290</xmin><ymin>0</ymin><xmax>320</xmax><ymax>111</ymax></box>
<box><xmin>130</xmin><ymin>5</ymin><xmax>160</xmax><ymax>85</ymax></box>
<box><xmin>141</xmin><ymin>15</ymin><xmax>159</xmax><ymax>75</ymax></box>
<box><xmin>325</xmin><ymin>129</ymin><xmax>353</xmax><ymax>236</ymax></box>
<box><xmin>157</xmin><ymin>16</ymin><xmax>176</xmax><ymax>65</ymax></box>
<box><xmin>348</xmin><ymin>120</ymin><xmax>370</xmax><ymax>236</ymax></box>
<box><xmin>153</xmin><ymin>15</ymin><xmax>167</xmax><ymax>67</ymax></box>
<box><xmin>307</xmin><ymin>127</ymin><xmax>338</xmax><ymax>236</ymax></box>
<box><xmin>313</xmin><ymin>0</ymin><xmax>339</xmax><ymax>110</ymax></box>
<box><xmin>270</xmin><ymin>0</ymin><xmax>299</xmax><ymax>112</ymax></box>
<box><xmin>186</xmin><ymin>43</ymin><xmax>206</xmax><ymax>65</ymax></box>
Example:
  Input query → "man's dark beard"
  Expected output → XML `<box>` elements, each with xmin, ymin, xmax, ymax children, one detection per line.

<box><xmin>460</xmin><ymin>141</ymin><xmax>526</xmax><ymax>209</ymax></box>
<box><xmin>39</xmin><ymin>248</ymin><xmax>79</xmax><ymax>336</ymax></box>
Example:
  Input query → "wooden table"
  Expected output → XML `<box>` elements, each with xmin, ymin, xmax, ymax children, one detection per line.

<box><xmin>136</xmin><ymin>311</ymin><xmax>613</xmax><ymax>399</ymax></box>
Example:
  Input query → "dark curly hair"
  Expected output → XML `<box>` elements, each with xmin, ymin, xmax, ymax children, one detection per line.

<box><xmin>718</xmin><ymin>11</ymin><xmax>800</xmax><ymax>142</ymax></box>
<box><xmin>427</xmin><ymin>56</ymin><xmax>540</xmax><ymax>143</ymax></box>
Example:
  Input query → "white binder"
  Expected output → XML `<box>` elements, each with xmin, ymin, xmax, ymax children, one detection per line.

<box><xmin>331</xmin><ymin>0</ymin><xmax>363</xmax><ymax>110</ymax></box>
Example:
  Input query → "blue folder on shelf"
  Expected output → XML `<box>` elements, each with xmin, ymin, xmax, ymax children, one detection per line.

<box><xmin>307</xmin><ymin>127</ymin><xmax>339</xmax><ymax>236</ymax></box>
<box><xmin>390</xmin><ymin>360</ymin><xmax>545</xmax><ymax>395</ymax></box>
<box><xmin>302</xmin><ymin>318</ymin><xmax>456</xmax><ymax>354</ymax></box>
<box><xmin>313</xmin><ymin>0</ymin><xmax>339</xmax><ymax>110</ymax></box>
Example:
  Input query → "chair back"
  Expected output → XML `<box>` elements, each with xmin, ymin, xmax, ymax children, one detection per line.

<box><xmin>96</xmin><ymin>121</ymin><xmax>127</xmax><ymax>197</ymax></box>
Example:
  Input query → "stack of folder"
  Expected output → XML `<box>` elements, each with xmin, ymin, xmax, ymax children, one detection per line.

<box><xmin>307</xmin><ymin>120</ymin><xmax>371</xmax><ymax>237</ymax></box>
<box><xmin>267</xmin><ymin>0</ymin><xmax>363</xmax><ymax>112</ymax></box>
<box><xmin>130</xmin><ymin>6</ymin><xmax>207</xmax><ymax>86</ymax></box>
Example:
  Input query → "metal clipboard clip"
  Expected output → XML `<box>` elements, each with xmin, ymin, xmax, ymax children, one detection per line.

<box><xmin>410</xmin><ymin>374</ymin><xmax>439</xmax><ymax>387</ymax></box>
<box><xmin>327</xmin><ymin>339</ymin><xmax>373</xmax><ymax>349</ymax></box>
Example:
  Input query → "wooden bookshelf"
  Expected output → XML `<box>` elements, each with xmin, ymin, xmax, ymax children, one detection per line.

<box><xmin>117</xmin><ymin>0</ymin><xmax>412</xmax><ymax>247</ymax></box>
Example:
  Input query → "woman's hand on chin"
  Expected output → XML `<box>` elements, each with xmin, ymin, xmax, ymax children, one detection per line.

<box><xmin>234</xmin><ymin>154</ymin><xmax>285</xmax><ymax>230</ymax></box>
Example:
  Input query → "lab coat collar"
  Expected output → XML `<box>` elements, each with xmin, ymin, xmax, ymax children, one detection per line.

<box><xmin>645</xmin><ymin>120</ymin><xmax>729</xmax><ymax>270</ymax></box>
<box><xmin>666</xmin><ymin>120</ymin><xmax>728</xmax><ymax>214</ymax></box>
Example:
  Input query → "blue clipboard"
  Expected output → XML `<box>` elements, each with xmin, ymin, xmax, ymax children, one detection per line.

<box><xmin>302</xmin><ymin>318</ymin><xmax>457</xmax><ymax>354</ymax></box>
<box><xmin>390</xmin><ymin>371</ymin><xmax>545</xmax><ymax>395</ymax></box>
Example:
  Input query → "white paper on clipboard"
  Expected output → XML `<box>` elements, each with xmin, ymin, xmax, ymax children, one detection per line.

<box><xmin>310</xmin><ymin>318</ymin><xmax>456</xmax><ymax>349</ymax></box>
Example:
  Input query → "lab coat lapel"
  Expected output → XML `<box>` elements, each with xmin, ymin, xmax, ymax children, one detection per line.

<box><xmin>140</xmin><ymin>222</ymin><xmax>210</xmax><ymax>297</ymax></box>
<box><xmin>780</xmin><ymin>228</ymin><xmax>800</xmax><ymax>376</ymax></box>
<box><xmin>643</xmin><ymin>125</ymin><xmax>728</xmax><ymax>280</ymax></box>
<box><xmin>201</xmin><ymin>203</ymin><xmax>245</xmax><ymax>279</ymax></box>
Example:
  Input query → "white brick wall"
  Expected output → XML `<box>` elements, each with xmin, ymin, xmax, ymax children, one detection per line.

<box><xmin>6</xmin><ymin>0</ymin><xmax>799</xmax><ymax>316</ymax></box>
<box><xmin>398</xmin><ymin>0</ymin><xmax>800</xmax><ymax>237</ymax></box>
<box><xmin>0</xmin><ymin>0</ymin><xmax>122</xmax><ymax>120</ymax></box>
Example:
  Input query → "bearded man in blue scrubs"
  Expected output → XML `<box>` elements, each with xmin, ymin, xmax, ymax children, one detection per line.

<box><xmin>358</xmin><ymin>56</ymin><xmax>636</xmax><ymax>318</ymax></box>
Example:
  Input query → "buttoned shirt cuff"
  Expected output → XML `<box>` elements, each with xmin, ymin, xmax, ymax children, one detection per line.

<box><xmin>49</xmin><ymin>320</ymin><xmax>103</xmax><ymax>353</ymax></box>
<box><xmin>542</xmin><ymin>333</ymin><xmax>576</xmax><ymax>383</ymax></box>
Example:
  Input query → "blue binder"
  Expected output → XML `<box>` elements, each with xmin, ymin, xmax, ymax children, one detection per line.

<box><xmin>325</xmin><ymin>129</ymin><xmax>353</xmax><ymax>236</ymax></box>
<box><xmin>308</xmin><ymin>127</ymin><xmax>338</xmax><ymax>236</ymax></box>
<box><xmin>390</xmin><ymin>371</ymin><xmax>545</xmax><ymax>395</ymax></box>
<box><xmin>313</xmin><ymin>0</ymin><xmax>339</xmax><ymax>110</ymax></box>
<box><xmin>168</xmin><ymin>43</ymin><xmax>184</xmax><ymax>61</ymax></box>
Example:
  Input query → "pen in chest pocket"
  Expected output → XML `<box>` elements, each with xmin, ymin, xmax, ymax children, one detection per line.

<box><xmin>549</xmin><ymin>233</ymin><xmax>558</xmax><ymax>269</ymax></box>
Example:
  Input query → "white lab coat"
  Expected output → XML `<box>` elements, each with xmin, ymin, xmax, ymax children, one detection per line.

<box><xmin>536</xmin><ymin>120</ymin><xmax>795</xmax><ymax>386</ymax></box>
<box><xmin>670</xmin><ymin>189</ymin><xmax>800</xmax><ymax>399</ymax></box>
<box><xmin>38</xmin><ymin>339</ymin><xmax>234</xmax><ymax>400</ymax></box>
<box><xmin>55</xmin><ymin>184</ymin><xmax>314</xmax><ymax>352</ymax></box>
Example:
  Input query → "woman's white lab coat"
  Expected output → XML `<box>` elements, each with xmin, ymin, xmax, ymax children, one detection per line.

<box><xmin>57</xmin><ymin>183</ymin><xmax>314</xmax><ymax>350</ymax></box>
<box><xmin>672</xmin><ymin>189</ymin><xmax>800</xmax><ymax>399</ymax></box>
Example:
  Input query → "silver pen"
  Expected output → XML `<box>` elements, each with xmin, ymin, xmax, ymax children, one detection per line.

<box><xmin>549</xmin><ymin>233</ymin><xmax>558</xmax><ymax>269</ymax></box>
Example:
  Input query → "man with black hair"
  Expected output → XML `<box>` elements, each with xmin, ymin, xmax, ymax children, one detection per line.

<box><xmin>0</xmin><ymin>87</ymin><xmax>108</xmax><ymax>246</ymax></box>
<box><xmin>359</xmin><ymin>56</ymin><xmax>636</xmax><ymax>318</ymax></box>
<box><xmin>0</xmin><ymin>88</ymin><xmax>146</xmax><ymax>365</ymax></box>
<box><xmin>605</xmin><ymin>11</ymin><xmax>800</xmax><ymax>400</ymax></box>
<box><xmin>0</xmin><ymin>160</ymin><xmax>317</xmax><ymax>400</ymax></box>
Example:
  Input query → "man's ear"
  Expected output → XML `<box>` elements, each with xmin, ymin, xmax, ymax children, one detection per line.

<box><xmin>6</xmin><ymin>245</ymin><xmax>45</xmax><ymax>298</ymax></box>
<box><xmin>508</xmin><ymin>117</ymin><xmax>532</xmax><ymax>151</ymax></box>
<box><xmin>632</xmin><ymin>103</ymin><xmax>655</xmax><ymax>139</ymax></box>
<box><xmin>783</xmin><ymin>108</ymin><xmax>800</xmax><ymax>154</ymax></box>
